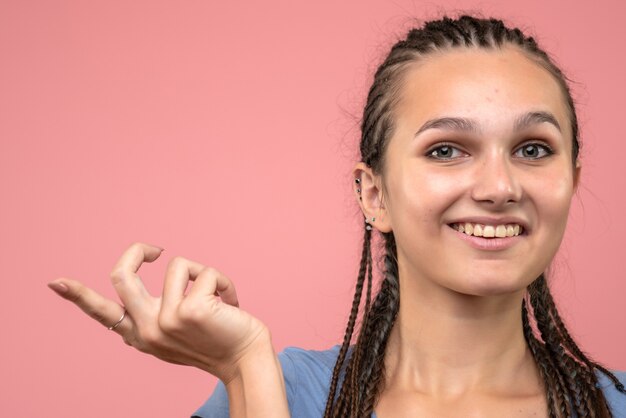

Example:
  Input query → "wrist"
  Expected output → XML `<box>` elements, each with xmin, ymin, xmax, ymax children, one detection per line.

<box><xmin>226</xmin><ymin>329</ymin><xmax>276</xmax><ymax>384</ymax></box>
<box><xmin>222</xmin><ymin>331</ymin><xmax>290</xmax><ymax>418</ymax></box>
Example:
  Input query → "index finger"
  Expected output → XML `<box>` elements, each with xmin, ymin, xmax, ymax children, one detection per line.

<box><xmin>48</xmin><ymin>278</ymin><xmax>132</xmax><ymax>336</ymax></box>
<box><xmin>109</xmin><ymin>242</ymin><xmax>164</xmax><ymax>313</ymax></box>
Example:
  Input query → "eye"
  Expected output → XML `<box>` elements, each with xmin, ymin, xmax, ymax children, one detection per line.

<box><xmin>426</xmin><ymin>144</ymin><xmax>466</xmax><ymax>160</ymax></box>
<box><xmin>514</xmin><ymin>142</ymin><xmax>554</xmax><ymax>159</ymax></box>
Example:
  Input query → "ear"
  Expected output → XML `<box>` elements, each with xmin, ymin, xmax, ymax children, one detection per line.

<box><xmin>352</xmin><ymin>162</ymin><xmax>392</xmax><ymax>233</ymax></box>
<box><xmin>573</xmin><ymin>159</ymin><xmax>582</xmax><ymax>191</ymax></box>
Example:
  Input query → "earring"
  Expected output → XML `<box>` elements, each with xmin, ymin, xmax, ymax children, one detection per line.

<box><xmin>365</xmin><ymin>216</ymin><xmax>376</xmax><ymax>230</ymax></box>
<box><xmin>355</xmin><ymin>178</ymin><xmax>362</xmax><ymax>200</ymax></box>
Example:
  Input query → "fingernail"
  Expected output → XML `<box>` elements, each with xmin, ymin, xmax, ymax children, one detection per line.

<box><xmin>48</xmin><ymin>281</ymin><xmax>69</xmax><ymax>295</ymax></box>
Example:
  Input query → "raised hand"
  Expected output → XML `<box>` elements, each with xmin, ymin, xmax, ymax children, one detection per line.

<box><xmin>48</xmin><ymin>242</ymin><xmax>270</xmax><ymax>385</ymax></box>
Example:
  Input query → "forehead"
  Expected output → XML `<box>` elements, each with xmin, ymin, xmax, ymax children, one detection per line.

<box><xmin>395</xmin><ymin>46</ymin><xmax>570</xmax><ymax>137</ymax></box>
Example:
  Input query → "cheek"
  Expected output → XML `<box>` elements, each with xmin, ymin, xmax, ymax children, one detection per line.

<box><xmin>531</xmin><ymin>168</ymin><xmax>574</xmax><ymax>222</ymax></box>
<box><xmin>392</xmin><ymin>167</ymin><xmax>464</xmax><ymax>223</ymax></box>
<box><xmin>525</xmin><ymin>167</ymin><xmax>575</xmax><ymax>253</ymax></box>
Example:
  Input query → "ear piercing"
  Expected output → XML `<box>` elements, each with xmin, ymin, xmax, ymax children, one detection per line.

<box><xmin>356</xmin><ymin>177</ymin><xmax>376</xmax><ymax>230</ymax></box>
<box><xmin>357</xmin><ymin>178</ymin><xmax>375</xmax><ymax>230</ymax></box>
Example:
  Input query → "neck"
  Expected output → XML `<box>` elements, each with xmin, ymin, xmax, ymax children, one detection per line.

<box><xmin>384</xmin><ymin>267</ymin><xmax>540</xmax><ymax>398</ymax></box>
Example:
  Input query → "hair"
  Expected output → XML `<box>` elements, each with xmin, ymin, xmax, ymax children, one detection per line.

<box><xmin>323</xmin><ymin>14</ymin><xmax>626</xmax><ymax>418</ymax></box>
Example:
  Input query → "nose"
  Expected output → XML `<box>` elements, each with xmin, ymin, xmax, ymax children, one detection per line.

<box><xmin>470</xmin><ymin>154</ymin><xmax>522</xmax><ymax>207</ymax></box>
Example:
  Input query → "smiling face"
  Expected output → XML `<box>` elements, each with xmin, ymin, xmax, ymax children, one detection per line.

<box><xmin>366</xmin><ymin>46</ymin><xmax>580</xmax><ymax>297</ymax></box>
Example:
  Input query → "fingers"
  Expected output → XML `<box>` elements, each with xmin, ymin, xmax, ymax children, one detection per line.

<box><xmin>109</xmin><ymin>242</ymin><xmax>164</xmax><ymax>313</ymax></box>
<box><xmin>49</xmin><ymin>243</ymin><xmax>239</xmax><ymax>349</ymax></box>
<box><xmin>188</xmin><ymin>267</ymin><xmax>239</xmax><ymax>307</ymax></box>
<box><xmin>48</xmin><ymin>278</ymin><xmax>132</xmax><ymax>336</ymax></box>
<box><xmin>161</xmin><ymin>256</ymin><xmax>207</xmax><ymax>314</ymax></box>
<box><xmin>161</xmin><ymin>258</ymin><xmax>239</xmax><ymax>318</ymax></box>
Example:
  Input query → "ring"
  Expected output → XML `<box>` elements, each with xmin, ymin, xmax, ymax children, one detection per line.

<box><xmin>108</xmin><ymin>309</ymin><xmax>127</xmax><ymax>330</ymax></box>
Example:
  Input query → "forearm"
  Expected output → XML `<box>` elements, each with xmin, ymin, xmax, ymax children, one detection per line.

<box><xmin>225</xmin><ymin>336</ymin><xmax>290</xmax><ymax>418</ymax></box>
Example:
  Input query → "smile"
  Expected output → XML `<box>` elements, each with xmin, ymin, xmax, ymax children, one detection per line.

<box><xmin>449</xmin><ymin>223</ymin><xmax>524</xmax><ymax>238</ymax></box>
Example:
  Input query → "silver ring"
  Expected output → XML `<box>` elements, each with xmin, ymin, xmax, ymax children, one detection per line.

<box><xmin>108</xmin><ymin>309</ymin><xmax>127</xmax><ymax>330</ymax></box>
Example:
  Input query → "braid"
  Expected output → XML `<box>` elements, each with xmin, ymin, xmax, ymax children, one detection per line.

<box><xmin>537</xmin><ymin>279</ymin><xmax>601</xmax><ymax>417</ymax></box>
<box><xmin>540</xmin><ymin>278</ymin><xmax>626</xmax><ymax>397</ymax></box>
<box><xmin>358</xmin><ymin>243</ymin><xmax>399</xmax><ymax>417</ymax></box>
<box><xmin>327</xmin><ymin>13</ymin><xmax>624</xmax><ymax>417</ymax></box>
<box><xmin>523</xmin><ymin>298</ymin><xmax>559</xmax><ymax>418</ymax></box>
<box><xmin>528</xmin><ymin>280</ymin><xmax>577</xmax><ymax>417</ymax></box>
<box><xmin>348</xmin><ymin>231</ymin><xmax>373</xmax><ymax>416</ymax></box>
<box><xmin>326</xmin><ymin>234</ymin><xmax>399</xmax><ymax>418</ymax></box>
<box><xmin>323</xmin><ymin>226</ymin><xmax>372</xmax><ymax>418</ymax></box>
<box><xmin>527</xmin><ymin>275</ymin><xmax>622</xmax><ymax>417</ymax></box>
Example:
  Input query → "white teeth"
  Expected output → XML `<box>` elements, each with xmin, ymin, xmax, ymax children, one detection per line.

<box><xmin>506</xmin><ymin>225</ymin><xmax>515</xmax><ymax>237</ymax></box>
<box><xmin>482</xmin><ymin>225</ymin><xmax>495</xmax><ymax>237</ymax></box>
<box><xmin>451</xmin><ymin>222</ymin><xmax>524</xmax><ymax>238</ymax></box>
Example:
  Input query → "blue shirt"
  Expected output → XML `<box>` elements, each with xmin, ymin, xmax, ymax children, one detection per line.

<box><xmin>193</xmin><ymin>345</ymin><xmax>626</xmax><ymax>417</ymax></box>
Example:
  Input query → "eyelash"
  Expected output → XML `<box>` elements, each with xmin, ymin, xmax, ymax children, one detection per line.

<box><xmin>425</xmin><ymin>142</ymin><xmax>466</xmax><ymax>160</ymax></box>
<box><xmin>425</xmin><ymin>141</ymin><xmax>555</xmax><ymax>160</ymax></box>
<box><xmin>513</xmin><ymin>142</ymin><xmax>555</xmax><ymax>159</ymax></box>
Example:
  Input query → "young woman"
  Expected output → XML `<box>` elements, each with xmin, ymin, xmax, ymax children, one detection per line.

<box><xmin>49</xmin><ymin>14</ymin><xmax>626</xmax><ymax>418</ymax></box>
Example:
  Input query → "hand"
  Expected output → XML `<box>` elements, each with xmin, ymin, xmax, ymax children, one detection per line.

<box><xmin>48</xmin><ymin>242</ymin><xmax>271</xmax><ymax>385</ymax></box>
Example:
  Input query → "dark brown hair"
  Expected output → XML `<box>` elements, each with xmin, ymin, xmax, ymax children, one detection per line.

<box><xmin>324</xmin><ymin>13</ymin><xmax>626</xmax><ymax>418</ymax></box>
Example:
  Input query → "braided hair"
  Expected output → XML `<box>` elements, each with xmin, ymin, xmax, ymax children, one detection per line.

<box><xmin>323</xmin><ymin>13</ymin><xmax>626</xmax><ymax>418</ymax></box>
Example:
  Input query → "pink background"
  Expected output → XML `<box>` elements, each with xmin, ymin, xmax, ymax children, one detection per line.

<box><xmin>1</xmin><ymin>0</ymin><xmax>625</xmax><ymax>416</ymax></box>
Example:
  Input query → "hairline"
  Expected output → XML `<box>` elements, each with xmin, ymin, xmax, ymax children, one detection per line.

<box><xmin>374</xmin><ymin>43</ymin><xmax>577</xmax><ymax>198</ymax></box>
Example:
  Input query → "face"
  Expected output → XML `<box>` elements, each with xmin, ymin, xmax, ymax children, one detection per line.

<box><xmin>361</xmin><ymin>46</ymin><xmax>580</xmax><ymax>297</ymax></box>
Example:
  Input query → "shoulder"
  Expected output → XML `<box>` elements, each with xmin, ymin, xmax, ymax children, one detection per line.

<box><xmin>596</xmin><ymin>369</ymin><xmax>626</xmax><ymax>417</ymax></box>
<box><xmin>191</xmin><ymin>344</ymin><xmax>344</xmax><ymax>418</ymax></box>
<box><xmin>280</xmin><ymin>344</ymin><xmax>343</xmax><ymax>382</ymax></box>
<box><xmin>276</xmin><ymin>345</ymin><xmax>344</xmax><ymax>417</ymax></box>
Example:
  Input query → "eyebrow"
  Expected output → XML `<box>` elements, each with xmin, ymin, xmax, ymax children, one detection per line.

<box><xmin>413</xmin><ymin>111</ymin><xmax>562</xmax><ymax>138</ymax></box>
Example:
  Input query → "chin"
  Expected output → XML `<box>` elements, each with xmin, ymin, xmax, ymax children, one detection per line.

<box><xmin>450</xmin><ymin>274</ymin><xmax>531</xmax><ymax>298</ymax></box>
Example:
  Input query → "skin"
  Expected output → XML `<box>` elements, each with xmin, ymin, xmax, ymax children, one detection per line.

<box><xmin>354</xmin><ymin>46</ymin><xmax>581</xmax><ymax>417</ymax></box>
<box><xmin>48</xmin><ymin>244</ymin><xmax>290</xmax><ymax>418</ymax></box>
<box><xmin>48</xmin><ymin>45</ymin><xmax>581</xmax><ymax>417</ymax></box>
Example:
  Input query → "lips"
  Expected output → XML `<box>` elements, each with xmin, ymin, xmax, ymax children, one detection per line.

<box><xmin>446</xmin><ymin>219</ymin><xmax>527</xmax><ymax>251</ymax></box>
